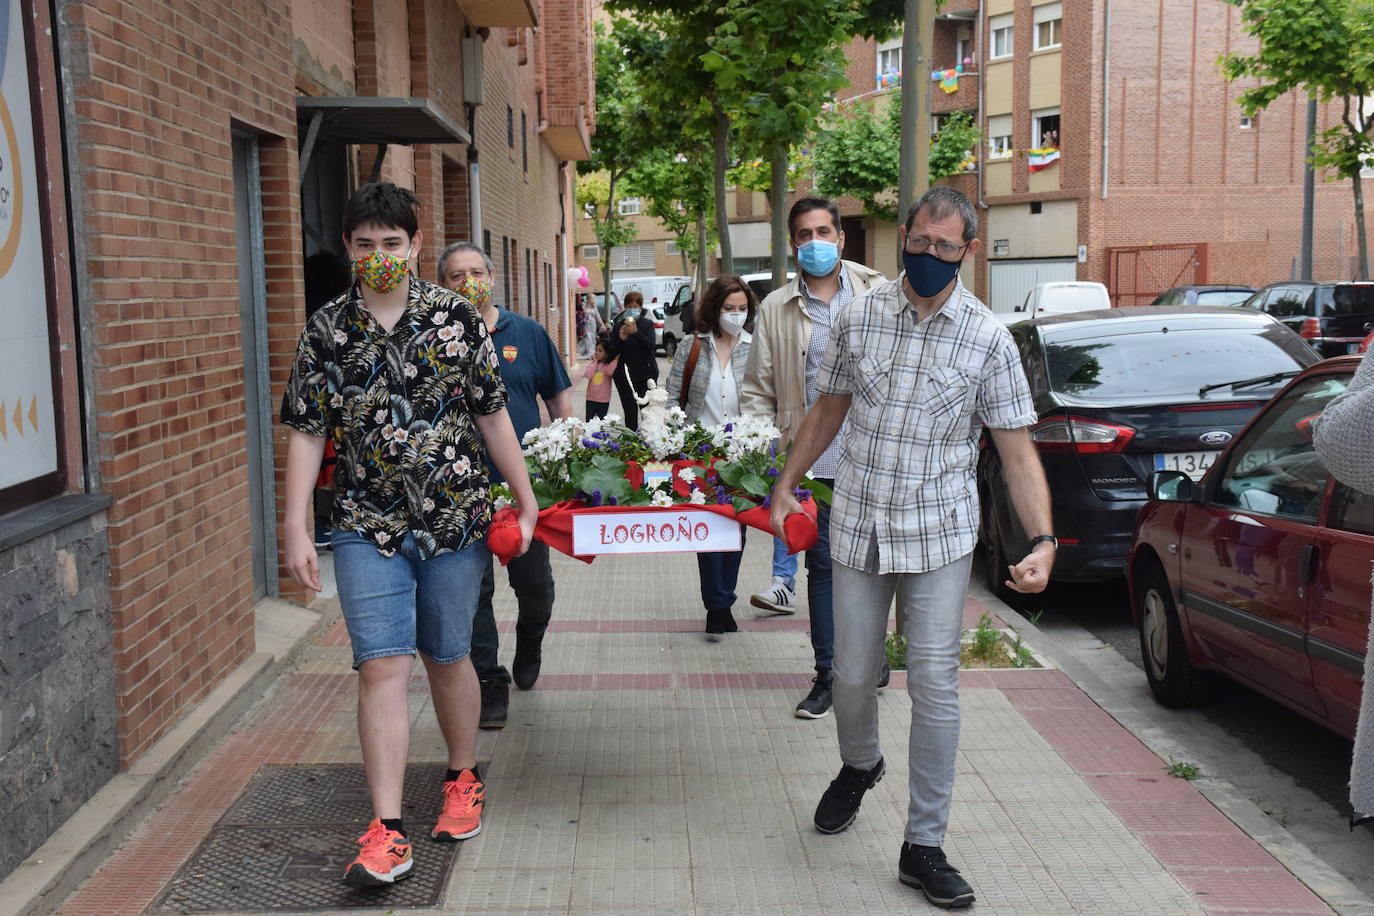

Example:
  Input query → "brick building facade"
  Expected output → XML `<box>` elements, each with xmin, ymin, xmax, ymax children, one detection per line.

<box><xmin>0</xmin><ymin>0</ymin><xmax>593</xmax><ymax>877</ymax></box>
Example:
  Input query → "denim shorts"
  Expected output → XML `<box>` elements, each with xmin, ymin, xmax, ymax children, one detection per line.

<box><xmin>331</xmin><ymin>529</ymin><xmax>489</xmax><ymax>668</ymax></box>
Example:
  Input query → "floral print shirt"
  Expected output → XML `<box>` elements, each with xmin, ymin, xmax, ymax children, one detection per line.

<box><xmin>281</xmin><ymin>277</ymin><xmax>507</xmax><ymax>558</ymax></box>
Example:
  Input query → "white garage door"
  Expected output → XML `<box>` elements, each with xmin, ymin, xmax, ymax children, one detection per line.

<box><xmin>988</xmin><ymin>258</ymin><xmax>1077</xmax><ymax>317</ymax></box>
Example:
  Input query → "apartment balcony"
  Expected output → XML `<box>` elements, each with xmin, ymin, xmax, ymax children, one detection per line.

<box><xmin>543</xmin><ymin>104</ymin><xmax>593</xmax><ymax>161</ymax></box>
<box><xmin>452</xmin><ymin>0</ymin><xmax>536</xmax><ymax>27</ymax></box>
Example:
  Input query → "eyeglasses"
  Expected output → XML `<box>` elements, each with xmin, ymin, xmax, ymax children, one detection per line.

<box><xmin>904</xmin><ymin>235</ymin><xmax>968</xmax><ymax>261</ymax></box>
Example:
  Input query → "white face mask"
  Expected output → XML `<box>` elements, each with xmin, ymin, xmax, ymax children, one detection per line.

<box><xmin>719</xmin><ymin>311</ymin><xmax>747</xmax><ymax>337</ymax></box>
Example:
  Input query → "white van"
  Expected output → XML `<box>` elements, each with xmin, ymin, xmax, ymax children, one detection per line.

<box><xmin>1003</xmin><ymin>281</ymin><xmax>1111</xmax><ymax>323</ymax></box>
<box><xmin>610</xmin><ymin>276</ymin><xmax>693</xmax><ymax>314</ymax></box>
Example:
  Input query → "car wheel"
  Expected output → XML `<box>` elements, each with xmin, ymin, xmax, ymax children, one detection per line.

<box><xmin>663</xmin><ymin>335</ymin><xmax>677</xmax><ymax>358</ymax></box>
<box><xmin>1134</xmin><ymin>562</ymin><xmax>1215</xmax><ymax>707</ymax></box>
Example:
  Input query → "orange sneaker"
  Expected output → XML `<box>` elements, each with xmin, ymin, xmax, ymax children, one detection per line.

<box><xmin>431</xmin><ymin>768</ymin><xmax>484</xmax><ymax>840</ymax></box>
<box><xmin>342</xmin><ymin>818</ymin><xmax>413</xmax><ymax>886</ymax></box>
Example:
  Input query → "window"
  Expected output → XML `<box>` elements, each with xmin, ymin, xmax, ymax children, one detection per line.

<box><xmin>525</xmin><ymin>247</ymin><xmax>533</xmax><ymax>315</ymax></box>
<box><xmin>1212</xmin><ymin>375</ymin><xmax>1347</xmax><ymax>521</ymax></box>
<box><xmin>1239</xmin><ymin>115</ymin><xmax>1254</xmax><ymax>130</ymax></box>
<box><xmin>1264</xmin><ymin>286</ymin><xmax>1311</xmax><ymax>318</ymax></box>
<box><xmin>878</xmin><ymin>47</ymin><xmax>901</xmax><ymax>77</ymax></box>
<box><xmin>506</xmin><ymin>105</ymin><xmax>514</xmax><ymax>148</ymax></box>
<box><xmin>581</xmin><ymin>244</ymin><xmax>600</xmax><ymax>259</ymax></box>
<box><xmin>610</xmin><ymin>241</ymin><xmax>656</xmax><ymax>270</ymax></box>
<box><xmin>618</xmin><ymin>197</ymin><xmax>641</xmax><ymax>216</ymax></box>
<box><xmin>1332</xmin><ymin>482</ymin><xmax>1374</xmax><ymax>535</ymax></box>
<box><xmin>987</xmin><ymin>114</ymin><xmax>1012</xmax><ymax>158</ymax></box>
<box><xmin>483</xmin><ymin>229</ymin><xmax>491</xmax><ymax>254</ymax></box>
<box><xmin>665</xmin><ymin>239</ymin><xmax>681</xmax><ymax>255</ymax></box>
<box><xmin>990</xmin><ymin>14</ymin><xmax>1013</xmax><ymax>59</ymax></box>
<box><xmin>1032</xmin><ymin>107</ymin><xmax>1060</xmax><ymax>148</ymax></box>
<box><xmin>521</xmin><ymin>111</ymin><xmax>528</xmax><ymax>172</ymax></box>
<box><xmin>1029</xmin><ymin>201</ymin><xmax>1042</xmax><ymax>215</ymax></box>
<box><xmin>1033</xmin><ymin>2</ymin><xmax>1062</xmax><ymax>50</ymax></box>
<box><xmin>955</xmin><ymin>29</ymin><xmax>972</xmax><ymax>68</ymax></box>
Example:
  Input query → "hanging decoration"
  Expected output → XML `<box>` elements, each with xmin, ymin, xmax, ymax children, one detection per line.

<box><xmin>1027</xmin><ymin>147</ymin><xmax>1061</xmax><ymax>172</ymax></box>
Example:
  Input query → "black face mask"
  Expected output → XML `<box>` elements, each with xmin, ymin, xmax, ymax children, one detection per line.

<box><xmin>902</xmin><ymin>250</ymin><xmax>964</xmax><ymax>298</ymax></box>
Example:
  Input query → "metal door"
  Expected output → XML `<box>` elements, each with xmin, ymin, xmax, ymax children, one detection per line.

<box><xmin>988</xmin><ymin>258</ymin><xmax>1076</xmax><ymax>316</ymax></box>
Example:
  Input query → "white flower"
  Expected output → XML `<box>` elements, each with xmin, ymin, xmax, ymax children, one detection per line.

<box><xmin>493</xmin><ymin>494</ymin><xmax>513</xmax><ymax>511</ymax></box>
<box><xmin>375</xmin><ymin>531</ymin><xmax>392</xmax><ymax>545</ymax></box>
<box><xmin>689</xmin><ymin>489</ymin><xmax>707</xmax><ymax>505</ymax></box>
<box><xmin>375</xmin><ymin>408</ymin><xmax>388</xmax><ymax>423</ymax></box>
<box><xmin>422</xmin><ymin>497</ymin><xmax>435</xmax><ymax>512</ymax></box>
<box><xmin>432</xmin><ymin>310</ymin><xmax>449</xmax><ymax>325</ymax></box>
<box><xmin>333</xmin><ymin>328</ymin><xmax>348</xmax><ymax>344</ymax></box>
<box><xmin>445</xmin><ymin>341</ymin><xmax>461</xmax><ymax>357</ymax></box>
<box><xmin>444</xmin><ymin>445</ymin><xmax>457</xmax><ymax>460</ymax></box>
<box><xmin>295</xmin><ymin>397</ymin><xmax>307</xmax><ymax>414</ymax></box>
<box><xmin>676</xmin><ymin>467</ymin><xmax>696</xmax><ymax>481</ymax></box>
<box><xmin>403</xmin><ymin>362</ymin><xmax>418</xmax><ymax>378</ymax></box>
<box><xmin>451</xmin><ymin>455</ymin><xmax>472</xmax><ymax>476</ymax></box>
<box><xmin>438</xmin><ymin>324</ymin><xmax>458</xmax><ymax>341</ymax></box>
<box><xmin>329</xmin><ymin>393</ymin><xmax>344</xmax><ymax>408</ymax></box>
<box><xmin>650</xmin><ymin>490</ymin><xmax>675</xmax><ymax>507</ymax></box>
<box><xmin>354</xmin><ymin>463</ymin><xmax>366</xmax><ymax>477</ymax></box>
<box><xmin>341</xmin><ymin>498</ymin><xmax>358</xmax><ymax>511</ymax></box>
<box><xmin>392</xmin><ymin>428</ymin><xmax>410</xmax><ymax>444</ymax></box>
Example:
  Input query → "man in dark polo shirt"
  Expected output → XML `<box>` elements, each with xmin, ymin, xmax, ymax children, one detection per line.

<box><xmin>439</xmin><ymin>242</ymin><xmax>572</xmax><ymax>728</ymax></box>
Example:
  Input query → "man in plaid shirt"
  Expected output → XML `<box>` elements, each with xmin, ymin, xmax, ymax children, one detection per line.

<box><xmin>770</xmin><ymin>186</ymin><xmax>1053</xmax><ymax>909</ymax></box>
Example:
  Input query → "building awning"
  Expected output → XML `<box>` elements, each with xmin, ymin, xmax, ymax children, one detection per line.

<box><xmin>452</xmin><ymin>0</ymin><xmax>536</xmax><ymax>27</ymax></box>
<box><xmin>297</xmin><ymin>97</ymin><xmax>471</xmax><ymax>147</ymax></box>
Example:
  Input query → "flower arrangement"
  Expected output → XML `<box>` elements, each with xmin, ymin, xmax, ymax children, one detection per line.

<box><xmin>502</xmin><ymin>408</ymin><xmax>831</xmax><ymax>513</ymax></box>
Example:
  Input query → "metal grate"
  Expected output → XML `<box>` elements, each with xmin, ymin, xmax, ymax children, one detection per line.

<box><xmin>150</xmin><ymin>762</ymin><xmax>479</xmax><ymax>912</ymax></box>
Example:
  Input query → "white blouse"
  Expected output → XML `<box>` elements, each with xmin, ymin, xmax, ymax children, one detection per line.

<box><xmin>697</xmin><ymin>330</ymin><xmax>750</xmax><ymax>427</ymax></box>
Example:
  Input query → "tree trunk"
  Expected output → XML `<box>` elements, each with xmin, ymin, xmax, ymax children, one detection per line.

<box><xmin>712</xmin><ymin>102</ymin><xmax>733</xmax><ymax>274</ymax></box>
<box><xmin>770</xmin><ymin>140</ymin><xmax>790</xmax><ymax>288</ymax></box>
<box><xmin>601</xmin><ymin>173</ymin><xmax>618</xmax><ymax>316</ymax></box>
<box><xmin>1354</xmin><ymin>171</ymin><xmax>1370</xmax><ymax>281</ymax></box>
<box><xmin>696</xmin><ymin>215</ymin><xmax>708</xmax><ymax>300</ymax></box>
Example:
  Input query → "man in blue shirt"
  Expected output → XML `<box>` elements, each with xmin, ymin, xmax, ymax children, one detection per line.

<box><xmin>439</xmin><ymin>242</ymin><xmax>572</xmax><ymax>729</ymax></box>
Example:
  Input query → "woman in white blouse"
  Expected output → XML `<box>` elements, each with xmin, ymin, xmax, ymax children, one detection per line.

<box><xmin>667</xmin><ymin>275</ymin><xmax>758</xmax><ymax>640</ymax></box>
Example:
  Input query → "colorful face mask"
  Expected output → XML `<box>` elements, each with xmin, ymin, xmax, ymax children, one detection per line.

<box><xmin>352</xmin><ymin>248</ymin><xmax>412</xmax><ymax>293</ymax></box>
<box><xmin>454</xmin><ymin>274</ymin><xmax>494</xmax><ymax>308</ymax></box>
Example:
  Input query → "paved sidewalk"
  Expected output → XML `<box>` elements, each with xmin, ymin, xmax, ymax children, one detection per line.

<box><xmin>52</xmin><ymin>534</ymin><xmax>1335</xmax><ymax>915</ymax></box>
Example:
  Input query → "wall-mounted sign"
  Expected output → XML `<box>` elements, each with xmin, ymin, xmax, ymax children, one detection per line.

<box><xmin>0</xmin><ymin>0</ymin><xmax>57</xmax><ymax>490</ymax></box>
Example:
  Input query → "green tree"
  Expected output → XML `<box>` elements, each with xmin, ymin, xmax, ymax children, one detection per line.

<box><xmin>929</xmin><ymin>110</ymin><xmax>982</xmax><ymax>181</ymax></box>
<box><xmin>1221</xmin><ymin>0</ymin><xmax>1374</xmax><ymax>279</ymax></box>
<box><xmin>812</xmin><ymin>96</ymin><xmax>903</xmax><ymax>221</ymax></box>
<box><xmin>578</xmin><ymin>22</ymin><xmax>648</xmax><ymax>289</ymax></box>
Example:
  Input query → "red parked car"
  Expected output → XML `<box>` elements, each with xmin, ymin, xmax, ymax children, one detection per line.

<box><xmin>1127</xmin><ymin>357</ymin><xmax>1369</xmax><ymax>739</ymax></box>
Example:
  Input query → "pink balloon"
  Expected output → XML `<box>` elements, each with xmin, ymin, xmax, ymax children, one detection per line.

<box><xmin>577</xmin><ymin>276</ymin><xmax>590</xmax><ymax>288</ymax></box>
<box><xmin>578</xmin><ymin>266</ymin><xmax>589</xmax><ymax>279</ymax></box>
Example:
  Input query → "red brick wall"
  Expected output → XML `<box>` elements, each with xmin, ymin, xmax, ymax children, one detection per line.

<box><xmin>65</xmin><ymin>0</ymin><xmax>299</xmax><ymax>763</ymax></box>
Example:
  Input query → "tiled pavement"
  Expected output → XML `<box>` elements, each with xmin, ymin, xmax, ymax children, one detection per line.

<box><xmin>54</xmin><ymin>536</ymin><xmax>1334</xmax><ymax>915</ymax></box>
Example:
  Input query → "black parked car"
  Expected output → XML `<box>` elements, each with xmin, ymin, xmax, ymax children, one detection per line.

<box><xmin>1238</xmin><ymin>281</ymin><xmax>1374</xmax><ymax>358</ymax></box>
<box><xmin>977</xmin><ymin>306</ymin><xmax>1320</xmax><ymax>593</ymax></box>
<box><xmin>1150</xmin><ymin>284</ymin><xmax>1255</xmax><ymax>307</ymax></box>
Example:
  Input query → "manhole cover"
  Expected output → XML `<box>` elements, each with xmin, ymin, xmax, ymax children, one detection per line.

<box><xmin>150</xmin><ymin>762</ymin><xmax>482</xmax><ymax>912</ymax></box>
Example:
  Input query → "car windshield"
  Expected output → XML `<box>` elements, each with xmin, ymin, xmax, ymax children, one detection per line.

<box><xmin>1044</xmin><ymin>325</ymin><xmax>1308</xmax><ymax>401</ymax></box>
<box><xmin>1194</xmin><ymin>290</ymin><xmax>1253</xmax><ymax>306</ymax></box>
<box><xmin>1317</xmin><ymin>284</ymin><xmax>1374</xmax><ymax>316</ymax></box>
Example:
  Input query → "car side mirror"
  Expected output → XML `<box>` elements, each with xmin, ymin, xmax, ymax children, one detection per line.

<box><xmin>1150</xmin><ymin>470</ymin><xmax>1195</xmax><ymax>502</ymax></box>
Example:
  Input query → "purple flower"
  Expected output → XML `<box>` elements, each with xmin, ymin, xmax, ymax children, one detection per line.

<box><xmin>762</xmin><ymin>495</ymin><xmax>772</xmax><ymax>508</ymax></box>
<box><xmin>698</xmin><ymin>444</ymin><xmax>710</xmax><ymax>454</ymax></box>
<box><xmin>769</xmin><ymin>443</ymin><xmax>777</xmax><ymax>458</ymax></box>
<box><xmin>793</xmin><ymin>487</ymin><xmax>807</xmax><ymax>499</ymax></box>
<box><xmin>767</xmin><ymin>467</ymin><xmax>780</xmax><ymax>478</ymax></box>
<box><xmin>581</xmin><ymin>437</ymin><xmax>600</xmax><ymax>448</ymax></box>
<box><xmin>592</xmin><ymin>430</ymin><xmax>610</xmax><ymax>439</ymax></box>
<box><xmin>724</xmin><ymin>423</ymin><xmax>734</xmax><ymax>433</ymax></box>
<box><xmin>606</xmin><ymin>495</ymin><xmax>618</xmax><ymax>506</ymax></box>
<box><xmin>609</xmin><ymin>442</ymin><xmax>622</xmax><ymax>451</ymax></box>
<box><xmin>590</xmin><ymin>488</ymin><xmax>603</xmax><ymax>507</ymax></box>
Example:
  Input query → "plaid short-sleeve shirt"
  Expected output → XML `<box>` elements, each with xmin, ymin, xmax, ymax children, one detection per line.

<box><xmin>817</xmin><ymin>277</ymin><xmax>1036</xmax><ymax>574</ymax></box>
<box><xmin>280</xmin><ymin>277</ymin><xmax>507</xmax><ymax>559</ymax></box>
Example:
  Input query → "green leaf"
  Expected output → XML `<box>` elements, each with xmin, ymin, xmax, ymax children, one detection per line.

<box><xmin>732</xmin><ymin>495</ymin><xmax>758</xmax><ymax>513</ymax></box>
<box><xmin>739</xmin><ymin>472</ymin><xmax>771</xmax><ymax>497</ymax></box>
<box><xmin>800</xmin><ymin>476</ymin><xmax>834</xmax><ymax>506</ymax></box>
<box><xmin>714</xmin><ymin>460</ymin><xmax>747</xmax><ymax>488</ymax></box>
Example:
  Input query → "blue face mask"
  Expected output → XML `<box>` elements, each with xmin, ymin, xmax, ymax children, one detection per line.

<box><xmin>623</xmin><ymin>309</ymin><xmax>641</xmax><ymax>319</ymax></box>
<box><xmin>902</xmin><ymin>250</ymin><xmax>964</xmax><ymax>298</ymax></box>
<box><xmin>796</xmin><ymin>239</ymin><xmax>840</xmax><ymax>277</ymax></box>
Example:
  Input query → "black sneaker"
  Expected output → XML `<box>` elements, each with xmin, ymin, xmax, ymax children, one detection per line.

<box><xmin>478</xmin><ymin>679</ymin><xmax>508</xmax><ymax>730</ymax></box>
<box><xmin>794</xmin><ymin>670</ymin><xmax>833</xmax><ymax>719</ymax></box>
<box><xmin>877</xmin><ymin>660</ymin><xmax>891</xmax><ymax>689</ymax></box>
<box><xmin>704</xmin><ymin>608</ymin><xmax>738</xmax><ymax>642</ymax></box>
<box><xmin>512</xmin><ymin>637</ymin><xmax>543</xmax><ymax>690</ymax></box>
<box><xmin>899</xmin><ymin>843</ymin><xmax>975</xmax><ymax>909</ymax></box>
<box><xmin>813</xmin><ymin>757</ymin><xmax>884</xmax><ymax>834</ymax></box>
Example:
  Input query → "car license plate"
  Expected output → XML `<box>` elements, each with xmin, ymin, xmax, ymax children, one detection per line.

<box><xmin>1154</xmin><ymin>451</ymin><xmax>1217</xmax><ymax>479</ymax></box>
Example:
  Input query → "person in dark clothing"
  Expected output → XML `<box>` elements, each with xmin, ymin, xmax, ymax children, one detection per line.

<box><xmin>603</xmin><ymin>290</ymin><xmax>659</xmax><ymax>429</ymax></box>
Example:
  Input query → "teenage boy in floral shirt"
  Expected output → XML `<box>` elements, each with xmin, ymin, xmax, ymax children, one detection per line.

<box><xmin>281</xmin><ymin>183</ymin><xmax>537</xmax><ymax>887</ymax></box>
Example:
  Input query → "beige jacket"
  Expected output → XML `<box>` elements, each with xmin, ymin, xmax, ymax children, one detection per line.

<box><xmin>740</xmin><ymin>260</ymin><xmax>887</xmax><ymax>445</ymax></box>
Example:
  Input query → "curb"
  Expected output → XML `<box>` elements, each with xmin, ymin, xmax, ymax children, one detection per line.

<box><xmin>973</xmin><ymin>580</ymin><xmax>1374</xmax><ymax>916</ymax></box>
<box><xmin>0</xmin><ymin>597</ymin><xmax>333</xmax><ymax>916</ymax></box>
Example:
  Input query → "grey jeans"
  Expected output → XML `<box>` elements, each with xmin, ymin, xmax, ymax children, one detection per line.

<box><xmin>831</xmin><ymin>550</ymin><xmax>973</xmax><ymax>847</ymax></box>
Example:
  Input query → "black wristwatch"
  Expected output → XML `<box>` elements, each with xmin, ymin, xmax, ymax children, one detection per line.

<box><xmin>1029</xmin><ymin>534</ymin><xmax>1058</xmax><ymax>550</ymax></box>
